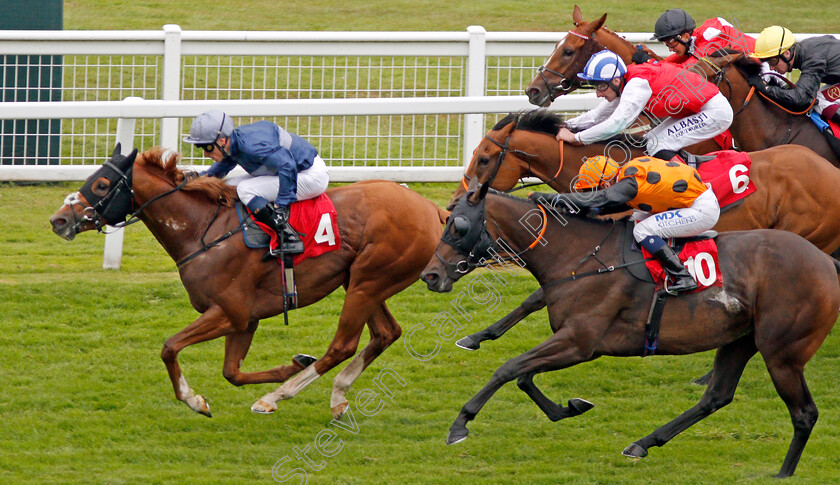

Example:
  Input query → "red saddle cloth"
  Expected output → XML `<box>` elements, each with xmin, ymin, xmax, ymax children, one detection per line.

<box><xmin>641</xmin><ymin>239</ymin><xmax>723</xmax><ymax>293</ymax></box>
<box><xmin>696</xmin><ymin>150</ymin><xmax>757</xmax><ymax>209</ymax></box>
<box><xmin>253</xmin><ymin>193</ymin><xmax>341</xmax><ymax>265</ymax></box>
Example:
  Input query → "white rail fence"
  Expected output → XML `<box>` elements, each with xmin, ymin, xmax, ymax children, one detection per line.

<box><xmin>0</xmin><ymin>26</ymin><xmax>680</xmax><ymax>182</ymax></box>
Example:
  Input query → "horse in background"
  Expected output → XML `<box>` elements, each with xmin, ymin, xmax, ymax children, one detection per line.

<box><xmin>448</xmin><ymin>110</ymin><xmax>840</xmax><ymax>350</ymax></box>
<box><xmin>525</xmin><ymin>5</ymin><xmax>839</xmax><ymax>165</ymax></box>
<box><xmin>50</xmin><ymin>145</ymin><xmax>446</xmax><ymax>419</ymax></box>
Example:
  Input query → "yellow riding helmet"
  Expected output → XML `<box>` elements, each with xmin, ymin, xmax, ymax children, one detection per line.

<box><xmin>750</xmin><ymin>26</ymin><xmax>796</xmax><ymax>59</ymax></box>
<box><xmin>573</xmin><ymin>156</ymin><xmax>620</xmax><ymax>190</ymax></box>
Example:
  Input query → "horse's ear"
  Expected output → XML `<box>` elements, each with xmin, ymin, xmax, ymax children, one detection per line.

<box><xmin>127</xmin><ymin>148</ymin><xmax>138</xmax><ymax>163</ymax></box>
<box><xmin>112</xmin><ymin>143</ymin><xmax>122</xmax><ymax>159</ymax></box>
<box><xmin>572</xmin><ymin>5</ymin><xmax>583</xmax><ymax>25</ymax></box>
<box><xmin>593</xmin><ymin>13</ymin><xmax>607</xmax><ymax>33</ymax></box>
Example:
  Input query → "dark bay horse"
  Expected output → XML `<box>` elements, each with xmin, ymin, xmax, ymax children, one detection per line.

<box><xmin>449</xmin><ymin>110</ymin><xmax>840</xmax><ymax>350</ymax></box>
<box><xmin>525</xmin><ymin>5</ymin><xmax>839</xmax><ymax>165</ymax></box>
<box><xmin>421</xmin><ymin>181</ymin><xmax>840</xmax><ymax>478</ymax></box>
<box><xmin>49</xmin><ymin>145</ymin><xmax>446</xmax><ymax>418</ymax></box>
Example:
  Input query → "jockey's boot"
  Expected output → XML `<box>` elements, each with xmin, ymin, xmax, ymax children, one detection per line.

<box><xmin>652</xmin><ymin>245</ymin><xmax>698</xmax><ymax>294</ymax></box>
<box><xmin>253</xmin><ymin>205</ymin><xmax>305</xmax><ymax>257</ymax></box>
<box><xmin>652</xmin><ymin>149</ymin><xmax>684</xmax><ymax>164</ymax></box>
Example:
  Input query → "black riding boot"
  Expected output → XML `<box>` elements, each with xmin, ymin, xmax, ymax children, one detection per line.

<box><xmin>653</xmin><ymin>245</ymin><xmax>698</xmax><ymax>294</ymax></box>
<box><xmin>253</xmin><ymin>205</ymin><xmax>305</xmax><ymax>257</ymax></box>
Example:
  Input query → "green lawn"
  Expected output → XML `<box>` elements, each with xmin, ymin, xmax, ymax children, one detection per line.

<box><xmin>2</xmin><ymin>181</ymin><xmax>840</xmax><ymax>484</ymax></box>
<box><xmin>2</xmin><ymin>2</ymin><xmax>839</xmax><ymax>484</ymax></box>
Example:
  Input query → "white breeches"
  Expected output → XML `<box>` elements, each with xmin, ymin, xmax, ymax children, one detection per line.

<box><xmin>226</xmin><ymin>155</ymin><xmax>330</xmax><ymax>206</ymax></box>
<box><xmin>645</xmin><ymin>93</ymin><xmax>734</xmax><ymax>154</ymax></box>
<box><xmin>633</xmin><ymin>188</ymin><xmax>720</xmax><ymax>241</ymax></box>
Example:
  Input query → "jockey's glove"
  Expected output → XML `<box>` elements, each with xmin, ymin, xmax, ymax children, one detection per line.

<box><xmin>631</xmin><ymin>46</ymin><xmax>652</xmax><ymax>64</ymax></box>
<box><xmin>746</xmin><ymin>74</ymin><xmax>768</xmax><ymax>93</ymax></box>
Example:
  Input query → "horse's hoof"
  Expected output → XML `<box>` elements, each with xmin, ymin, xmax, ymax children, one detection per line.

<box><xmin>692</xmin><ymin>371</ymin><xmax>713</xmax><ymax>386</ymax></box>
<box><xmin>622</xmin><ymin>442</ymin><xmax>648</xmax><ymax>458</ymax></box>
<box><xmin>293</xmin><ymin>353</ymin><xmax>317</xmax><ymax>368</ymax></box>
<box><xmin>455</xmin><ymin>336</ymin><xmax>480</xmax><ymax>351</ymax></box>
<box><xmin>251</xmin><ymin>400</ymin><xmax>277</xmax><ymax>415</ymax></box>
<box><xmin>187</xmin><ymin>394</ymin><xmax>212</xmax><ymax>417</ymax></box>
<box><xmin>331</xmin><ymin>401</ymin><xmax>349</xmax><ymax>420</ymax></box>
<box><xmin>568</xmin><ymin>398</ymin><xmax>594</xmax><ymax>415</ymax></box>
<box><xmin>446</xmin><ymin>426</ymin><xmax>469</xmax><ymax>445</ymax></box>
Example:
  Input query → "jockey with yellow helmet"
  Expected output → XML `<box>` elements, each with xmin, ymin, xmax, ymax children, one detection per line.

<box><xmin>531</xmin><ymin>155</ymin><xmax>720</xmax><ymax>293</ymax></box>
<box><xmin>558</xmin><ymin>50</ymin><xmax>733</xmax><ymax>162</ymax></box>
<box><xmin>749</xmin><ymin>26</ymin><xmax>840</xmax><ymax>124</ymax></box>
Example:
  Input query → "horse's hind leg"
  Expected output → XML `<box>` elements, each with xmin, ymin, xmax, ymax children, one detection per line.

<box><xmin>456</xmin><ymin>288</ymin><xmax>546</xmax><ymax>351</ymax></box>
<box><xmin>330</xmin><ymin>303</ymin><xmax>402</xmax><ymax>419</ymax></box>
<box><xmin>764</xmin><ymin>358</ymin><xmax>818</xmax><ymax>478</ymax></box>
<box><xmin>623</xmin><ymin>334</ymin><xmax>758</xmax><ymax>459</ymax></box>
<box><xmin>221</xmin><ymin>320</ymin><xmax>314</xmax><ymax>386</ymax></box>
<box><xmin>250</xmin><ymin>285</ymin><xmax>384</xmax><ymax>414</ymax></box>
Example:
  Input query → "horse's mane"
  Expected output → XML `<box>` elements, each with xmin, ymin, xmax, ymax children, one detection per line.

<box><xmin>137</xmin><ymin>147</ymin><xmax>238</xmax><ymax>207</ymax></box>
<box><xmin>706</xmin><ymin>48</ymin><xmax>760</xmax><ymax>76</ymax></box>
<box><xmin>485</xmin><ymin>189</ymin><xmax>615</xmax><ymax>226</ymax></box>
<box><xmin>493</xmin><ymin>110</ymin><xmax>566</xmax><ymax>136</ymax></box>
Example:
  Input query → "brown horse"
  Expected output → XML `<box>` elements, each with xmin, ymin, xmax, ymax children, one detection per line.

<box><xmin>421</xmin><ymin>171</ymin><xmax>840</xmax><ymax>478</ymax></box>
<box><xmin>449</xmin><ymin>110</ymin><xmax>840</xmax><ymax>350</ymax></box>
<box><xmin>525</xmin><ymin>5</ymin><xmax>840</xmax><ymax>165</ymax></box>
<box><xmin>49</xmin><ymin>145</ymin><xmax>446</xmax><ymax>419</ymax></box>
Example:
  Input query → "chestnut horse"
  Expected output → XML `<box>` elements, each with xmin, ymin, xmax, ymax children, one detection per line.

<box><xmin>421</xmin><ymin>172</ymin><xmax>840</xmax><ymax>478</ymax></box>
<box><xmin>49</xmin><ymin>145</ymin><xmax>446</xmax><ymax>419</ymax></box>
<box><xmin>449</xmin><ymin>110</ymin><xmax>840</xmax><ymax>350</ymax></box>
<box><xmin>525</xmin><ymin>5</ymin><xmax>840</xmax><ymax>165</ymax></box>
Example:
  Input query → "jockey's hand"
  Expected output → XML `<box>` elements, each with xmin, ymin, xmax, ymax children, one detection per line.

<box><xmin>556</xmin><ymin>127</ymin><xmax>580</xmax><ymax>144</ymax></box>
<box><xmin>631</xmin><ymin>46</ymin><xmax>652</xmax><ymax>64</ymax></box>
<box><xmin>746</xmin><ymin>75</ymin><xmax>768</xmax><ymax>93</ymax></box>
<box><xmin>528</xmin><ymin>192</ymin><xmax>559</xmax><ymax>205</ymax></box>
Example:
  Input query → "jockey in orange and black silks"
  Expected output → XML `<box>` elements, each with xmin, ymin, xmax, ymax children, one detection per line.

<box><xmin>556</xmin><ymin>50</ymin><xmax>733</xmax><ymax>163</ymax></box>
<box><xmin>530</xmin><ymin>155</ymin><xmax>720</xmax><ymax>294</ymax></box>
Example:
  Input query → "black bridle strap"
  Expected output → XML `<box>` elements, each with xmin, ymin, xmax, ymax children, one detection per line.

<box><xmin>175</xmin><ymin>221</ymin><xmax>246</xmax><ymax>268</ymax></box>
<box><xmin>541</xmin><ymin>257</ymin><xmax>654</xmax><ymax>289</ymax></box>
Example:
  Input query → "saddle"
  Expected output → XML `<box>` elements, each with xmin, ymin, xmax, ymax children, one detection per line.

<box><xmin>619</xmin><ymin>219</ymin><xmax>718</xmax><ymax>357</ymax></box>
<box><xmin>620</xmin><ymin>218</ymin><xmax>717</xmax><ymax>284</ymax></box>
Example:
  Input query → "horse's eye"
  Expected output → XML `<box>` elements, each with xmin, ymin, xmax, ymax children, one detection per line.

<box><xmin>452</xmin><ymin>216</ymin><xmax>470</xmax><ymax>237</ymax></box>
<box><xmin>478</xmin><ymin>157</ymin><xmax>489</xmax><ymax>166</ymax></box>
<box><xmin>92</xmin><ymin>179</ymin><xmax>110</xmax><ymax>195</ymax></box>
<box><xmin>564</xmin><ymin>48</ymin><xmax>574</xmax><ymax>56</ymax></box>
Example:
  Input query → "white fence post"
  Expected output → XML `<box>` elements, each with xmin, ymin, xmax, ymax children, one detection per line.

<box><xmin>160</xmin><ymin>24</ymin><xmax>182</xmax><ymax>150</ymax></box>
<box><xmin>463</xmin><ymin>25</ymin><xmax>486</xmax><ymax>169</ymax></box>
<box><xmin>103</xmin><ymin>105</ymin><xmax>139</xmax><ymax>270</ymax></box>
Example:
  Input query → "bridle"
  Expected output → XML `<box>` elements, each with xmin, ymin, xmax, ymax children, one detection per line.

<box><xmin>459</xmin><ymin>118</ymin><xmax>539</xmax><ymax>191</ymax></box>
<box><xmin>534</xmin><ymin>30</ymin><xmax>600</xmax><ymax>101</ymax></box>
<box><xmin>67</xmin><ymin>152</ymin><xmax>245</xmax><ymax>268</ymax></box>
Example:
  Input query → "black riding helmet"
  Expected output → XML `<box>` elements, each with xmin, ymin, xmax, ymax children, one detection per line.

<box><xmin>651</xmin><ymin>9</ymin><xmax>696</xmax><ymax>41</ymax></box>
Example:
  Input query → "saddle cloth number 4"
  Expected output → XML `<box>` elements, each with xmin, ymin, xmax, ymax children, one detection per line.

<box><xmin>314</xmin><ymin>213</ymin><xmax>337</xmax><ymax>246</ymax></box>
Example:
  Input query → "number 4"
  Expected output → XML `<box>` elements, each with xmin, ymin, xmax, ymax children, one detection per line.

<box><xmin>314</xmin><ymin>213</ymin><xmax>337</xmax><ymax>246</ymax></box>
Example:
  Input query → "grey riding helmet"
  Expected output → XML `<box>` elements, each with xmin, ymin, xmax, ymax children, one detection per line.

<box><xmin>183</xmin><ymin>110</ymin><xmax>234</xmax><ymax>144</ymax></box>
<box><xmin>651</xmin><ymin>9</ymin><xmax>696</xmax><ymax>41</ymax></box>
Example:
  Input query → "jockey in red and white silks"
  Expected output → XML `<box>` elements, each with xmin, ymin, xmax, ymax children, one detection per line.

<box><xmin>559</xmin><ymin>50</ymin><xmax>733</xmax><ymax>161</ymax></box>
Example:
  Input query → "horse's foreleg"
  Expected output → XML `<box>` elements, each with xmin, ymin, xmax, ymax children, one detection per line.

<box><xmin>448</xmin><ymin>326</ymin><xmax>593</xmax><ymax>445</ymax></box>
<box><xmin>330</xmin><ymin>303</ymin><xmax>402</xmax><ymax>420</ymax></box>
<box><xmin>456</xmin><ymin>288</ymin><xmax>546</xmax><ymax>351</ymax></box>
<box><xmin>161</xmin><ymin>305</ymin><xmax>237</xmax><ymax>417</ymax></box>
<box><xmin>222</xmin><ymin>320</ymin><xmax>313</xmax><ymax>386</ymax></box>
<box><xmin>251</xmin><ymin>287</ymin><xmax>377</xmax><ymax>415</ymax></box>
<box><xmin>623</xmin><ymin>334</ymin><xmax>757</xmax><ymax>459</ymax></box>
